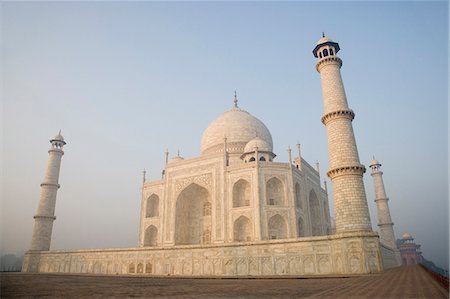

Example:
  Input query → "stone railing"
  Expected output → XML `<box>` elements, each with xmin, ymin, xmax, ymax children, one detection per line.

<box><xmin>420</xmin><ymin>263</ymin><xmax>449</xmax><ymax>291</ymax></box>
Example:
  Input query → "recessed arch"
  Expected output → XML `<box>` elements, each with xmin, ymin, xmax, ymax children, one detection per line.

<box><xmin>297</xmin><ymin>216</ymin><xmax>305</xmax><ymax>237</ymax></box>
<box><xmin>309</xmin><ymin>190</ymin><xmax>322</xmax><ymax>236</ymax></box>
<box><xmin>146</xmin><ymin>194</ymin><xmax>159</xmax><ymax>218</ymax></box>
<box><xmin>266</xmin><ymin>177</ymin><xmax>285</xmax><ymax>206</ymax></box>
<box><xmin>233</xmin><ymin>179</ymin><xmax>251</xmax><ymax>208</ymax></box>
<box><xmin>175</xmin><ymin>183</ymin><xmax>210</xmax><ymax>245</ymax></box>
<box><xmin>295</xmin><ymin>182</ymin><xmax>302</xmax><ymax>209</ymax></box>
<box><xmin>233</xmin><ymin>215</ymin><xmax>253</xmax><ymax>242</ymax></box>
<box><xmin>144</xmin><ymin>225</ymin><xmax>158</xmax><ymax>247</ymax></box>
<box><xmin>268</xmin><ymin>214</ymin><xmax>287</xmax><ymax>240</ymax></box>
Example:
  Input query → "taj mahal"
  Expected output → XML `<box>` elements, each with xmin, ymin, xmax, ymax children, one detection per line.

<box><xmin>22</xmin><ymin>36</ymin><xmax>402</xmax><ymax>276</ymax></box>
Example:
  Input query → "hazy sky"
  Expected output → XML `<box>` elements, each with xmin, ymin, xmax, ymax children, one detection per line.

<box><xmin>2</xmin><ymin>2</ymin><xmax>448</xmax><ymax>269</ymax></box>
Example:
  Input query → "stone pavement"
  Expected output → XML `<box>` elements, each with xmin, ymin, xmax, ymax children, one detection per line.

<box><xmin>1</xmin><ymin>265</ymin><xmax>448</xmax><ymax>298</ymax></box>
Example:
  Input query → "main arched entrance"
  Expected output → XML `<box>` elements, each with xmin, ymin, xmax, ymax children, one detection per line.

<box><xmin>175</xmin><ymin>183</ymin><xmax>211</xmax><ymax>245</ymax></box>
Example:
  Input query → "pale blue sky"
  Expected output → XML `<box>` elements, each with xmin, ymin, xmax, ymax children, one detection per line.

<box><xmin>2</xmin><ymin>2</ymin><xmax>448</xmax><ymax>269</ymax></box>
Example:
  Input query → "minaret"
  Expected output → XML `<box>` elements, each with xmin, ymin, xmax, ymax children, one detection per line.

<box><xmin>370</xmin><ymin>159</ymin><xmax>396</xmax><ymax>248</ymax></box>
<box><xmin>313</xmin><ymin>35</ymin><xmax>372</xmax><ymax>233</ymax></box>
<box><xmin>29</xmin><ymin>131</ymin><xmax>66</xmax><ymax>251</ymax></box>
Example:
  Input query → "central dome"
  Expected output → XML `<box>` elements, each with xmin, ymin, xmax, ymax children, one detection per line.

<box><xmin>201</xmin><ymin>107</ymin><xmax>273</xmax><ymax>155</ymax></box>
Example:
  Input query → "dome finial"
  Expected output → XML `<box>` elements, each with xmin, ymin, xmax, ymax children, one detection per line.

<box><xmin>234</xmin><ymin>91</ymin><xmax>238</xmax><ymax>108</ymax></box>
<box><xmin>322</xmin><ymin>32</ymin><xmax>325</xmax><ymax>38</ymax></box>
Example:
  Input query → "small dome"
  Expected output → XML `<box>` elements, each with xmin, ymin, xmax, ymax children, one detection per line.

<box><xmin>317</xmin><ymin>37</ymin><xmax>333</xmax><ymax>45</ymax></box>
<box><xmin>244</xmin><ymin>137</ymin><xmax>272</xmax><ymax>153</ymax></box>
<box><xmin>201</xmin><ymin>107</ymin><xmax>273</xmax><ymax>154</ymax></box>
<box><xmin>370</xmin><ymin>159</ymin><xmax>380</xmax><ymax>167</ymax></box>
<box><xmin>53</xmin><ymin>132</ymin><xmax>64</xmax><ymax>142</ymax></box>
<box><xmin>402</xmin><ymin>232</ymin><xmax>413</xmax><ymax>240</ymax></box>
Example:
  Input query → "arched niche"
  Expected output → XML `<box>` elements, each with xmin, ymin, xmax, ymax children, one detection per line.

<box><xmin>146</xmin><ymin>194</ymin><xmax>159</xmax><ymax>218</ymax></box>
<box><xmin>266</xmin><ymin>177</ymin><xmax>285</xmax><ymax>206</ymax></box>
<box><xmin>144</xmin><ymin>225</ymin><xmax>158</xmax><ymax>246</ymax></box>
<box><xmin>233</xmin><ymin>215</ymin><xmax>252</xmax><ymax>242</ymax></box>
<box><xmin>175</xmin><ymin>183</ymin><xmax>210</xmax><ymax>245</ymax></box>
<box><xmin>297</xmin><ymin>217</ymin><xmax>305</xmax><ymax>237</ymax></box>
<box><xmin>295</xmin><ymin>182</ymin><xmax>302</xmax><ymax>209</ymax></box>
<box><xmin>233</xmin><ymin>179</ymin><xmax>251</xmax><ymax>208</ymax></box>
<box><xmin>309</xmin><ymin>190</ymin><xmax>322</xmax><ymax>236</ymax></box>
<box><xmin>268</xmin><ymin>214</ymin><xmax>287</xmax><ymax>240</ymax></box>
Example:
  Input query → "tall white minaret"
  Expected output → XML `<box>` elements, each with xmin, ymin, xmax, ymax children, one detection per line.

<box><xmin>313</xmin><ymin>35</ymin><xmax>372</xmax><ymax>233</ymax></box>
<box><xmin>29</xmin><ymin>131</ymin><xmax>66</xmax><ymax>251</ymax></box>
<box><xmin>369</xmin><ymin>158</ymin><xmax>397</xmax><ymax>248</ymax></box>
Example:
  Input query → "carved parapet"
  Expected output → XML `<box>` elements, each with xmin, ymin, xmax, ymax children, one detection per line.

<box><xmin>321</xmin><ymin>109</ymin><xmax>355</xmax><ymax>125</ymax></box>
<box><xmin>316</xmin><ymin>56</ymin><xmax>343</xmax><ymax>72</ymax></box>
<box><xmin>326</xmin><ymin>164</ymin><xmax>366</xmax><ymax>179</ymax></box>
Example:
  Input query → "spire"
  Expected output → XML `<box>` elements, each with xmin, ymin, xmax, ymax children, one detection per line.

<box><xmin>165</xmin><ymin>149</ymin><xmax>169</xmax><ymax>165</ymax></box>
<box><xmin>322</xmin><ymin>32</ymin><xmax>325</xmax><ymax>38</ymax></box>
<box><xmin>142</xmin><ymin>169</ymin><xmax>146</xmax><ymax>184</ymax></box>
<box><xmin>234</xmin><ymin>91</ymin><xmax>238</xmax><ymax>108</ymax></box>
<box><xmin>287</xmin><ymin>146</ymin><xmax>292</xmax><ymax>165</ymax></box>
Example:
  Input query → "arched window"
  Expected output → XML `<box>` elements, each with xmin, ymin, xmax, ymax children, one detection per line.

<box><xmin>144</xmin><ymin>225</ymin><xmax>158</xmax><ymax>247</ymax></box>
<box><xmin>233</xmin><ymin>216</ymin><xmax>252</xmax><ymax>242</ymax></box>
<box><xmin>146</xmin><ymin>194</ymin><xmax>159</xmax><ymax>218</ymax></box>
<box><xmin>319</xmin><ymin>52</ymin><xmax>323</xmax><ymax>58</ymax></box>
<box><xmin>203</xmin><ymin>202</ymin><xmax>211</xmax><ymax>216</ymax></box>
<box><xmin>330</xmin><ymin>48</ymin><xmax>334</xmax><ymax>55</ymax></box>
<box><xmin>259</xmin><ymin>156</ymin><xmax>266</xmax><ymax>161</ymax></box>
<box><xmin>249</xmin><ymin>157</ymin><xmax>256</xmax><ymax>162</ymax></box>
<box><xmin>323</xmin><ymin>49</ymin><xmax>329</xmax><ymax>57</ymax></box>
<box><xmin>268</xmin><ymin>214</ymin><xmax>288</xmax><ymax>240</ymax></box>
<box><xmin>266</xmin><ymin>177</ymin><xmax>285</xmax><ymax>206</ymax></box>
<box><xmin>129</xmin><ymin>263</ymin><xmax>135</xmax><ymax>273</ymax></box>
<box><xmin>232</xmin><ymin>179</ymin><xmax>251</xmax><ymax>208</ymax></box>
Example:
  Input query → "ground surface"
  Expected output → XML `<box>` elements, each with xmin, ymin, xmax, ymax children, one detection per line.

<box><xmin>1</xmin><ymin>265</ymin><xmax>448</xmax><ymax>298</ymax></box>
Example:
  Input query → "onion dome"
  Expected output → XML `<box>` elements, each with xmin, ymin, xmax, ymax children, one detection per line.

<box><xmin>369</xmin><ymin>159</ymin><xmax>381</xmax><ymax>167</ymax></box>
<box><xmin>402</xmin><ymin>232</ymin><xmax>413</xmax><ymax>240</ymax></box>
<box><xmin>243</xmin><ymin>137</ymin><xmax>272</xmax><ymax>153</ymax></box>
<box><xmin>50</xmin><ymin>130</ymin><xmax>66</xmax><ymax>146</ymax></box>
<box><xmin>201</xmin><ymin>106</ymin><xmax>273</xmax><ymax>155</ymax></box>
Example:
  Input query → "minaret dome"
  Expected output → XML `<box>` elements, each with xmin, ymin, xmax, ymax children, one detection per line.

<box><xmin>312</xmin><ymin>35</ymin><xmax>340</xmax><ymax>59</ymax></box>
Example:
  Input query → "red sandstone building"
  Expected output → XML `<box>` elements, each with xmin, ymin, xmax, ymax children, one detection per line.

<box><xmin>397</xmin><ymin>233</ymin><xmax>423</xmax><ymax>265</ymax></box>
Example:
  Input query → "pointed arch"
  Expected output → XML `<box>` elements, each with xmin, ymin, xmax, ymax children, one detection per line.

<box><xmin>266</xmin><ymin>177</ymin><xmax>285</xmax><ymax>206</ymax></box>
<box><xmin>233</xmin><ymin>215</ymin><xmax>253</xmax><ymax>242</ymax></box>
<box><xmin>175</xmin><ymin>183</ymin><xmax>210</xmax><ymax>245</ymax></box>
<box><xmin>297</xmin><ymin>217</ymin><xmax>305</xmax><ymax>237</ymax></box>
<box><xmin>233</xmin><ymin>179</ymin><xmax>251</xmax><ymax>208</ymax></box>
<box><xmin>295</xmin><ymin>182</ymin><xmax>302</xmax><ymax>209</ymax></box>
<box><xmin>137</xmin><ymin>263</ymin><xmax>144</xmax><ymax>274</ymax></box>
<box><xmin>144</xmin><ymin>225</ymin><xmax>158</xmax><ymax>247</ymax></box>
<box><xmin>146</xmin><ymin>194</ymin><xmax>159</xmax><ymax>218</ymax></box>
<box><xmin>309</xmin><ymin>190</ymin><xmax>322</xmax><ymax>236</ymax></box>
<box><xmin>268</xmin><ymin>214</ymin><xmax>287</xmax><ymax>240</ymax></box>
